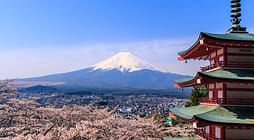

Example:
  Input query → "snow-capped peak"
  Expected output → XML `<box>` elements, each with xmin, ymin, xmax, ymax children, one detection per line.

<box><xmin>92</xmin><ymin>52</ymin><xmax>159</xmax><ymax>72</ymax></box>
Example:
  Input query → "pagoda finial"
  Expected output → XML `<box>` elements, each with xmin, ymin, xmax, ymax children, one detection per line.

<box><xmin>231</xmin><ymin>0</ymin><xmax>241</xmax><ymax>27</ymax></box>
<box><xmin>227</xmin><ymin>0</ymin><xmax>247</xmax><ymax>33</ymax></box>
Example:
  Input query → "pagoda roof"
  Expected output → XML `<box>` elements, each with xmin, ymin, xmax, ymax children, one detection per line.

<box><xmin>199</xmin><ymin>69</ymin><xmax>254</xmax><ymax>81</ymax></box>
<box><xmin>196</xmin><ymin>106</ymin><xmax>254</xmax><ymax>124</ymax></box>
<box><xmin>170</xmin><ymin>105</ymin><xmax>217</xmax><ymax>120</ymax></box>
<box><xmin>178</xmin><ymin>32</ymin><xmax>254</xmax><ymax>60</ymax></box>
<box><xmin>202</xmin><ymin>32</ymin><xmax>254</xmax><ymax>42</ymax></box>
<box><xmin>175</xmin><ymin>69</ymin><xmax>254</xmax><ymax>88</ymax></box>
<box><xmin>170</xmin><ymin>105</ymin><xmax>254</xmax><ymax>125</ymax></box>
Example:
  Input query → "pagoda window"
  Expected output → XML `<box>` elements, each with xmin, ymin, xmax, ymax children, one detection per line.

<box><xmin>205</xmin><ymin>126</ymin><xmax>210</xmax><ymax>135</ymax></box>
<box><xmin>208</xmin><ymin>83</ymin><xmax>215</xmax><ymax>99</ymax></box>
<box><xmin>218</xmin><ymin>90</ymin><xmax>223</xmax><ymax>99</ymax></box>
<box><xmin>215</xmin><ymin>126</ymin><xmax>221</xmax><ymax>139</ymax></box>
<box><xmin>216</xmin><ymin>82</ymin><xmax>223</xmax><ymax>88</ymax></box>
<box><xmin>209</xmin><ymin>83</ymin><xmax>215</xmax><ymax>89</ymax></box>
<box><xmin>218</xmin><ymin>90</ymin><xmax>223</xmax><ymax>104</ymax></box>
<box><xmin>216</xmin><ymin>48</ymin><xmax>225</xmax><ymax>67</ymax></box>
<box><xmin>209</xmin><ymin>90</ymin><xmax>213</xmax><ymax>99</ymax></box>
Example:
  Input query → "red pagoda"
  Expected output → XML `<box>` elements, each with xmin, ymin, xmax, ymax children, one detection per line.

<box><xmin>170</xmin><ymin>0</ymin><xmax>254</xmax><ymax>139</ymax></box>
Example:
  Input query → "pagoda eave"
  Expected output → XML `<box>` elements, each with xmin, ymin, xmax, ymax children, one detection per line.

<box><xmin>177</xmin><ymin>32</ymin><xmax>254</xmax><ymax>61</ymax></box>
<box><xmin>175</xmin><ymin>69</ymin><xmax>254</xmax><ymax>88</ymax></box>
<box><xmin>171</xmin><ymin>105</ymin><xmax>254</xmax><ymax>127</ymax></box>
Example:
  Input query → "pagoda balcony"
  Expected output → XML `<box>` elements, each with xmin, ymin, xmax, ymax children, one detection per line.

<box><xmin>200</xmin><ymin>61</ymin><xmax>224</xmax><ymax>72</ymax></box>
<box><xmin>195</xmin><ymin>128</ymin><xmax>221</xmax><ymax>140</ymax></box>
<box><xmin>199</xmin><ymin>97</ymin><xmax>254</xmax><ymax>105</ymax></box>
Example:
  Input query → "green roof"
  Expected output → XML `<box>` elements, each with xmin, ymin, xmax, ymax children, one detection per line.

<box><xmin>178</xmin><ymin>32</ymin><xmax>254</xmax><ymax>57</ymax></box>
<box><xmin>175</xmin><ymin>77</ymin><xmax>197</xmax><ymax>85</ymax></box>
<box><xmin>170</xmin><ymin>105</ymin><xmax>217</xmax><ymax>120</ymax></box>
<box><xmin>196</xmin><ymin>106</ymin><xmax>254</xmax><ymax>124</ymax></box>
<box><xmin>199</xmin><ymin>69</ymin><xmax>254</xmax><ymax>81</ymax></box>
<box><xmin>203</xmin><ymin>32</ymin><xmax>254</xmax><ymax>42</ymax></box>
<box><xmin>171</xmin><ymin>105</ymin><xmax>254</xmax><ymax>124</ymax></box>
<box><xmin>175</xmin><ymin>69</ymin><xmax>254</xmax><ymax>85</ymax></box>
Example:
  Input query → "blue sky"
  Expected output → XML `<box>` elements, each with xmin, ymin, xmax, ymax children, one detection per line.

<box><xmin>0</xmin><ymin>0</ymin><xmax>254</xmax><ymax>79</ymax></box>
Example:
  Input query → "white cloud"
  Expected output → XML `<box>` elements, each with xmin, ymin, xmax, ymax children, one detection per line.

<box><xmin>0</xmin><ymin>38</ymin><xmax>207</xmax><ymax>79</ymax></box>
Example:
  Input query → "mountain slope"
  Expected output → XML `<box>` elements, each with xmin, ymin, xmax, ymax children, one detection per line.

<box><xmin>18</xmin><ymin>52</ymin><xmax>190</xmax><ymax>90</ymax></box>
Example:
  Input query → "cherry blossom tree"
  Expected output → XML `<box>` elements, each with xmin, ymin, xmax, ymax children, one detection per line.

<box><xmin>0</xmin><ymin>80</ymin><xmax>194</xmax><ymax>139</ymax></box>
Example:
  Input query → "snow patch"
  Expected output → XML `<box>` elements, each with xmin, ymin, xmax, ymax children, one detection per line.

<box><xmin>92</xmin><ymin>52</ymin><xmax>160</xmax><ymax>72</ymax></box>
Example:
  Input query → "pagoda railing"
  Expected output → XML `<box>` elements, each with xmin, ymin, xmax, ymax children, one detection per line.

<box><xmin>195</xmin><ymin>128</ymin><xmax>221</xmax><ymax>140</ymax></box>
<box><xmin>199</xmin><ymin>97</ymin><xmax>254</xmax><ymax>105</ymax></box>
<box><xmin>200</xmin><ymin>61</ymin><xmax>224</xmax><ymax>71</ymax></box>
<box><xmin>199</xmin><ymin>97</ymin><xmax>223</xmax><ymax>104</ymax></box>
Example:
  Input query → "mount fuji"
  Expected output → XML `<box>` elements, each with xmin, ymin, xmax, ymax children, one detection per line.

<box><xmin>92</xmin><ymin>52</ymin><xmax>159</xmax><ymax>72</ymax></box>
<box><xmin>18</xmin><ymin>52</ymin><xmax>189</xmax><ymax>90</ymax></box>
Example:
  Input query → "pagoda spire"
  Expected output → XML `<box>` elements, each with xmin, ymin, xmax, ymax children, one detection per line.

<box><xmin>227</xmin><ymin>0</ymin><xmax>247</xmax><ymax>33</ymax></box>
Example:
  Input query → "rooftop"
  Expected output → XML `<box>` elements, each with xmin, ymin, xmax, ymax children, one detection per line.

<box><xmin>178</xmin><ymin>32</ymin><xmax>254</xmax><ymax>58</ymax></box>
<box><xmin>202</xmin><ymin>32</ymin><xmax>254</xmax><ymax>41</ymax></box>
<box><xmin>170</xmin><ymin>105</ymin><xmax>217</xmax><ymax>120</ymax></box>
<box><xmin>175</xmin><ymin>69</ymin><xmax>254</xmax><ymax>87</ymax></box>
<box><xmin>170</xmin><ymin>105</ymin><xmax>254</xmax><ymax>125</ymax></box>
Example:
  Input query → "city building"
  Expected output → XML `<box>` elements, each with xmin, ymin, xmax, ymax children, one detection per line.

<box><xmin>170</xmin><ymin>0</ymin><xmax>254</xmax><ymax>139</ymax></box>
